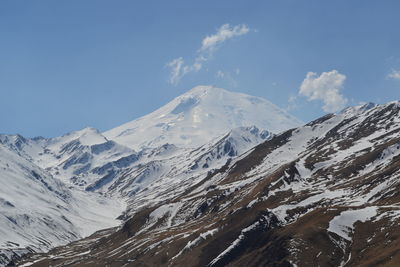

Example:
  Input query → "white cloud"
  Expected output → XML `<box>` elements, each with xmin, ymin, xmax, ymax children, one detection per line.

<box><xmin>200</xmin><ymin>24</ymin><xmax>249</xmax><ymax>53</ymax></box>
<box><xmin>299</xmin><ymin>70</ymin><xmax>348</xmax><ymax>113</ymax></box>
<box><xmin>387</xmin><ymin>69</ymin><xmax>400</xmax><ymax>80</ymax></box>
<box><xmin>166</xmin><ymin>57</ymin><xmax>202</xmax><ymax>85</ymax></box>
<box><xmin>167</xmin><ymin>23</ymin><xmax>250</xmax><ymax>85</ymax></box>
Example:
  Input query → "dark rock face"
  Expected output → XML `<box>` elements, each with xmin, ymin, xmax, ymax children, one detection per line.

<box><xmin>63</xmin><ymin>152</ymin><xmax>92</xmax><ymax>170</ymax></box>
<box><xmin>16</xmin><ymin>102</ymin><xmax>400</xmax><ymax>267</ymax></box>
<box><xmin>90</xmin><ymin>141</ymin><xmax>116</xmax><ymax>155</ymax></box>
<box><xmin>91</xmin><ymin>154</ymin><xmax>139</xmax><ymax>176</ymax></box>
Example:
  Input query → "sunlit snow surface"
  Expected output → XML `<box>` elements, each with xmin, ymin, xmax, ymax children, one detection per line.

<box><xmin>103</xmin><ymin>86</ymin><xmax>302</xmax><ymax>150</ymax></box>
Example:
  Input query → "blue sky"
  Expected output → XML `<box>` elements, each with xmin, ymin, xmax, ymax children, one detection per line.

<box><xmin>1</xmin><ymin>0</ymin><xmax>400</xmax><ymax>137</ymax></box>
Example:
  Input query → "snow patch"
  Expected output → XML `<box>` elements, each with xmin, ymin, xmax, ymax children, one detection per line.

<box><xmin>328</xmin><ymin>207</ymin><xmax>377</xmax><ymax>241</ymax></box>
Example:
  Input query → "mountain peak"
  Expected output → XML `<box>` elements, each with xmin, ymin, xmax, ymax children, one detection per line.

<box><xmin>185</xmin><ymin>85</ymin><xmax>217</xmax><ymax>94</ymax></box>
<box><xmin>53</xmin><ymin>127</ymin><xmax>107</xmax><ymax>147</ymax></box>
<box><xmin>182</xmin><ymin>85</ymin><xmax>231</xmax><ymax>97</ymax></box>
<box><xmin>103</xmin><ymin>86</ymin><xmax>302</xmax><ymax>150</ymax></box>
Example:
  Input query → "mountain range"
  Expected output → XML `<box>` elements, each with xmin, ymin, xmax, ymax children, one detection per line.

<box><xmin>0</xmin><ymin>86</ymin><xmax>301</xmax><ymax>266</ymax></box>
<box><xmin>1</xmin><ymin>86</ymin><xmax>399</xmax><ymax>267</ymax></box>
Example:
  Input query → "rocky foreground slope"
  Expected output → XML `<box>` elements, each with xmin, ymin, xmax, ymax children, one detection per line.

<box><xmin>17</xmin><ymin>101</ymin><xmax>400</xmax><ymax>266</ymax></box>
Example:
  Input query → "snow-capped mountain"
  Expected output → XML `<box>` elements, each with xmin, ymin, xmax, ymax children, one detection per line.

<box><xmin>19</xmin><ymin>101</ymin><xmax>400</xmax><ymax>266</ymax></box>
<box><xmin>0</xmin><ymin>86</ymin><xmax>295</xmax><ymax>202</ymax></box>
<box><xmin>1</xmin><ymin>86</ymin><xmax>299</xmax><ymax>266</ymax></box>
<box><xmin>104</xmin><ymin>85</ymin><xmax>302</xmax><ymax>150</ymax></box>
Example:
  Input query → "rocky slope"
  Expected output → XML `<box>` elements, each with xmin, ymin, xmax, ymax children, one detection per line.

<box><xmin>17</xmin><ymin>101</ymin><xmax>400</xmax><ymax>266</ymax></box>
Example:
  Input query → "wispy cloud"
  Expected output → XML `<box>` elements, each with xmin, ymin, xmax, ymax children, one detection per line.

<box><xmin>166</xmin><ymin>57</ymin><xmax>202</xmax><ymax>85</ymax></box>
<box><xmin>199</xmin><ymin>24</ymin><xmax>249</xmax><ymax>53</ymax></box>
<box><xmin>299</xmin><ymin>70</ymin><xmax>348</xmax><ymax>113</ymax></box>
<box><xmin>167</xmin><ymin>24</ymin><xmax>250</xmax><ymax>85</ymax></box>
<box><xmin>387</xmin><ymin>69</ymin><xmax>400</xmax><ymax>80</ymax></box>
